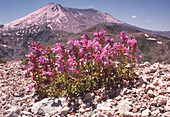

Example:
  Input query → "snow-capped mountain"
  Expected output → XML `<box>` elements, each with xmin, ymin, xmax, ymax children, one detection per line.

<box><xmin>0</xmin><ymin>3</ymin><xmax>124</xmax><ymax>33</ymax></box>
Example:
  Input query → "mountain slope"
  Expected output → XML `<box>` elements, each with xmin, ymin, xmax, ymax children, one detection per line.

<box><xmin>0</xmin><ymin>24</ymin><xmax>72</xmax><ymax>60</ymax></box>
<box><xmin>0</xmin><ymin>3</ymin><xmax>123</xmax><ymax>33</ymax></box>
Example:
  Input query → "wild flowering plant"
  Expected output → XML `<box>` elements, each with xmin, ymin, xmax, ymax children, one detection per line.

<box><xmin>22</xmin><ymin>30</ymin><xmax>141</xmax><ymax>99</ymax></box>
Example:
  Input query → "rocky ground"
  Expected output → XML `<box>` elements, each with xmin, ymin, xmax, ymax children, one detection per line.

<box><xmin>0</xmin><ymin>61</ymin><xmax>170</xmax><ymax>117</ymax></box>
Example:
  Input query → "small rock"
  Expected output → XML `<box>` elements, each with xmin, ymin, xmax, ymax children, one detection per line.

<box><xmin>152</xmin><ymin>78</ymin><xmax>159</xmax><ymax>86</ymax></box>
<box><xmin>142</xmin><ymin>109</ymin><xmax>150</xmax><ymax>117</ymax></box>
<box><xmin>95</xmin><ymin>95</ymin><xmax>102</xmax><ymax>102</ymax></box>
<box><xmin>153</xmin><ymin>63</ymin><xmax>160</xmax><ymax>69</ymax></box>
<box><xmin>97</xmin><ymin>104</ymin><xmax>111</xmax><ymax>111</ymax></box>
<box><xmin>54</xmin><ymin>97</ymin><xmax>67</xmax><ymax>106</ymax></box>
<box><xmin>85</xmin><ymin>108</ymin><xmax>91</xmax><ymax>112</ymax></box>
<box><xmin>146</xmin><ymin>66</ymin><xmax>157</xmax><ymax>74</ymax></box>
<box><xmin>14</xmin><ymin>91</ymin><xmax>24</xmax><ymax>97</ymax></box>
<box><xmin>132</xmin><ymin>107</ymin><xmax>138</xmax><ymax>113</ymax></box>
<box><xmin>134</xmin><ymin>113</ymin><xmax>142</xmax><ymax>117</ymax></box>
<box><xmin>158</xmin><ymin>107</ymin><xmax>165</xmax><ymax>113</ymax></box>
<box><xmin>147</xmin><ymin>90</ymin><xmax>155</xmax><ymax>98</ymax></box>
<box><xmin>164</xmin><ymin>106</ymin><xmax>170</xmax><ymax>112</ymax></box>
<box><xmin>144</xmin><ymin>62</ymin><xmax>151</xmax><ymax>67</ymax></box>
<box><xmin>79</xmin><ymin>108</ymin><xmax>85</xmax><ymax>113</ymax></box>
<box><xmin>32</xmin><ymin>98</ymin><xmax>65</xmax><ymax>114</ymax></box>
<box><xmin>157</xmin><ymin>96</ymin><xmax>168</xmax><ymax>106</ymax></box>
<box><xmin>166</xmin><ymin>100</ymin><xmax>170</xmax><ymax>106</ymax></box>
<box><xmin>120</xmin><ymin>88</ymin><xmax>128</xmax><ymax>96</ymax></box>
<box><xmin>115</xmin><ymin>96</ymin><xmax>121</xmax><ymax>101</ymax></box>
<box><xmin>124</xmin><ymin>112</ymin><xmax>134</xmax><ymax>117</ymax></box>
<box><xmin>81</xmin><ymin>104</ymin><xmax>86</xmax><ymax>109</ymax></box>
<box><xmin>142</xmin><ymin>84</ymin><xmax>146</xmax><ymax>88</ymax></box>
<box><xmin>95</xmin><ymin>113</ymin><xmax>105</xmax><ymax>117</ymax></box>
<box><xmin>84</xmin><ymin>93</ymin><xmax>94</xmax><ymax>101</ymax></box>
<box><xmin>86</xmin><ymin>102</ymin><xmax>91</xmax><ymax>107</ymax></box>
<box><xmin>7</xmin><ymin>107</ymin><xmax>21</xmax><ymax>117</ymax></box>
<box><xmin>165</xmin><ymin>87</ymin><xmax>170</xmax><ymax>93</ymax></box>
<box><xmin>107</xmin><ymin>111</ymin><xmax>113</xmax><ymax>116</ymax></box>
<box><xmin>166</xmin><ymin>81</ymin><xmax>170</xmax><ymax>86</ymax></box>
<box><xmin>151</xmin><ymin>101</ymin><xmax>157</xmax><ymax>106</ymax></box>
<box><xmin>61</xmin><ymin>107</ymin><xmax>70</xmax><ymax>115</ymax></box>
<box><xmin>78</xmin><ymin>99</ymin><xmax>83</xmax><ymax>105</ymax></box>
<box><xmin>141</xmin><ymin>74</ymin><xmax>152</xmax><ymax>81</ymax></box>
<box><xmin>117</xmin><ymin>99</ymin><xmax>132</xmax><ymax>113</ymax></box>
<box><xmin>146</xmin><ymin>84</ymin><xmax>155</xmax><ymax>90</ymax></box>
<box><xmin>163</xmin><ymin>112</ymin><xmax>170</xmax><ymax>117</ymax></box>
<box><xmin>108</xmin><ymin>89</ymin><xmax>116</xmax><ymax>98</ymax></box>
<box><xmin>22</xmin><ymin>111</ymin><xmax>32</xmax><ymax>115</ymax></box>
<box><xmin>150</xmin><ymin>106</ymin><xmax>157</xmax><ymax>111</ymax></box>
<box><xmin>151</xmin><ymin>110</ymin><xmax>159</xmax><ymax>116</ymax></box>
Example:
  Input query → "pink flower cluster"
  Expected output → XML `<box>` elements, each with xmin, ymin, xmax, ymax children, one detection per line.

<box><xmin>22</xmin><ymin>30</ymin><xmax>141</xmax><ymax>98</ymax></box>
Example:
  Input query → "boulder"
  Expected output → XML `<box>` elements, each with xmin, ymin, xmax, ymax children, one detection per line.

<box><xmin>31</xmin><ymin>97</ymin><xmax>67</xmax><ymax>114</ymax></box>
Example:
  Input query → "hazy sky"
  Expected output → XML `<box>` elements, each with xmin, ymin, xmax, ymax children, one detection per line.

<box><xmin>0</xmin><ymin>0</ymin><xmax>170</xmax><ymax>31</ymax></box>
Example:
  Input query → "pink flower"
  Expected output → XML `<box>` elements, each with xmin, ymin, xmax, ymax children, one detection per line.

<box><xmin>134</xmin><ymin>48</ymin><xmax>138</xmax><ymax>53</ymax></box>
<box><xmin>30</xmin><ymin>47</ymin><xmax>38</xmax><ymax>54</ymax></box>
<box><xmin>99</xmin><ymin>29</ymin><xmax>106</xmax><ymax>36</ymax></box>
<box><xmin>131</xmin><ymin>39</ymin><xmax>137</xmax><ymax>45</ymax></box>
<box><xmin>80</xmin><ymin>54</ymin><xmax>88</xmax><ymax>62</ymax></box>
<box><xmin>39</xmin><ymin>48</ymin><xmax>47</xmax><ymax>55</ymax></box>
<box><xmin>39</xmin><ymin>55</ymin><xmax>46</xmax><ymax>64</ymax></box>
<box><xmin>79</xmin><ymin>48</ymin><xmax>85</xmax><ymax>55</ymax></box>
<box><xmin>124</xmin><ymin>53</ymin><xmax>134</xmax><ymax>59</ymax></box>
<box><xmin>127</xmin><ymin>39</ymin><xmax>132</xmax><ymax>45</ymax></box>
<box><xmin>105</xmin><ymin>35</ymin><xmax>109</xmax><ymax>42</ymax></box>
<box><xmin>22</xmin><ymin>65</ymin><xmax>27</xmax><ymax>69</ymax></box>
<box><xmin>67</xmin><ymin>39</ymin><xmax>74</xmax><ymax>46</ymax></box>
<box><xmin>68</xmin><ymin>56</ymin><xmax>76</xmax><ymax>66</ymax></box>
<box><xmin>81</xmin><ymin>34</ymin><xmax>90</xmax><ymax>40</ymax></box>
<box><xmin>56</xmin><ymin>61</ymin><xmax>65</xmax><ymax>72</ymax></box>
<box><xmin>27</xmin><ymin>68</ymin><xmax>31</xmax><ymax>74</ymax></box>
<box><xmin>135</xmin><ymin>55</ymin><xmax>142</xmax><ymax>61</ymax></box>
<box><xmin>113</xmin><ymin>43</ymin><xmax>120</xmax><ymax>49</ymax></box>
<box><xmin>104</xmin><ymin>43</ymin><xmax>111</xmax><ymax>50</ymax></box>
<box><xmin>28</xmin><ymin>62</ymin><xmax>34</xmax><ymax>66</ymax></box>
<box><xmin>28</xmin><ymin>83</ymin><xmax>36</xmax><ymax>90</ymax></box>
<box><xmin>116</xmin><ymin>31</ymin><xmax>129</xmax><ymax>44</ymax></box>
<box><xmin>74</xmin><ymin>40</ymin><xmax>80</xmax><ymax>47</ymax></box>
<box><xmin>121</xmin><ymin>31</ymin><xmax>125</xmax><ymax>37</ymax></box>
<box><xmin>55</xmin><ymin>53</ymin><xmax>64</xmax><ymax>60</ymax></box>
<box><xmin>110</xmin><ymin>38</ymin><xmax>114</xmax><ymax>42</ymax></box>
<box><xmin>127</xmin><ymin>39</ymin><xmax>137</xmax><ymax>46</ymax></box>
<box><xmin>80</xmin><ymin>39</ymin><xmax>88</xmax><ymax>46</ymax></box>
<box><xmin>86</xmin><ymin>40</ymin><xmax>92</xmax><ymax>50</ymax></box>
<box><xmin>42</xmin><ymin>71</ymin><xmax>53</xmax><ymax>76</ymax></box>
<box><xmin>93</xmin><ymin>41</ymin><xmax>102</xmax><ymax>50</ymax></box>
<box><xmin>67</xmin><ymin>68</ymin><xmax>77</xmax><ymax>73</ymax></box>
<box><xmin>25</xmin><ymin>53</ymin><xmax>35</xmax><ymax>58</ymax></box>
<box><xmin>67</xmin><ymin>39</ymin><xmax>80</xmax><ymax>47</ymax></box>
<box><xmin>52</xmin><ymin>43</ymin><xmax>64</xmax><ymax>53</ymax></box>
<box><xmin>93</xmin><ymin>37</ymin><xmax>100</xmax><ymax>43</ymax></box>
<box><xmin>93</xmin><ymin>32</ymin><xmax>98</xmax><ymax>37</ymax></box>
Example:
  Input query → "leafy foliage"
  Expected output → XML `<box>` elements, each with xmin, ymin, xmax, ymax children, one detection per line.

<box><xmin>0</xmin><ymin>58</ymin><xmax>7</xmax><ymax>64</ymax></box>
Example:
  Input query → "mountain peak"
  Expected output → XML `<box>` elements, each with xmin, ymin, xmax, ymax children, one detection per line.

<box><xmin>46</xmin><ymin>3</ymin><xmax>62</xmax><ymax>8</ymax></box>
<box><xmin>0</xmin><ymin>4</ymin><xmax>124</xmax><ymax>33</ymax></box>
